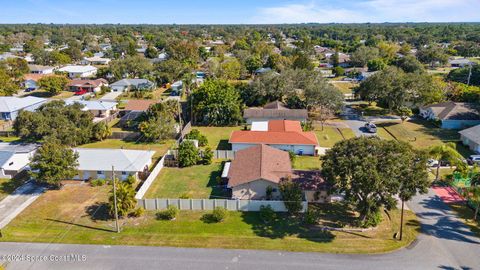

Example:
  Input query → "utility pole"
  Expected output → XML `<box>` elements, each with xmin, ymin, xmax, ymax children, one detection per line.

<box><xmin>399</xmin><ymin>200</ymin><xmax>404</xmax><ymax>241</ymax></box>
<box><xmin>112</xmin><ymin>166</ymin><xmax>120</xmax><ymax>233</ymax></box>
<box><xmin>467</xmin><ymin>63</ymin><xmax>473</xmax><ymax>86</ymax></box>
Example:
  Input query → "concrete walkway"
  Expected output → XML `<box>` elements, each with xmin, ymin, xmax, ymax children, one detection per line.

<box><xmin>0</xmin><ymin>181</ymin><xmax>44</xmax><ymax>229</ymax></box>
<box><xmin>100</xmin><ymin>91</ymin><xmax>122</xmax><ymax>101</ymax></box>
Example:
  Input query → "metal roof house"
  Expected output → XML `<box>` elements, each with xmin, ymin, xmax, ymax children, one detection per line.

<box><xmin>419</xmin><ymin>102</ymin><xmax>480</xmax><ymax>129</ymax></box>
<box><xmin>72</xmin><ymin>148</ymin><xmax>155</xmax><ymax>181</ymax></box>
<box><xmin>0</xmin><ymin>96</ymin><xmax>48</xmax><ymax>121</ymax></box>
<box><xmin>110</xmin><ymin>79</ymin><xmax>155</xmax><ymax>92</ymax></box>
<box><xmin>459</xmin><ymin>125</ymin><xmax>480</xmax><ymax>154</ymax></box>
<box><xmin>0</xmin><ymin>142</ymin><xmax>40</xmax><ymax>178</ymax></box>
<box><xmin>58</xmin><ymin>65</ymin><xmax>97</xmax><ymax>78</ymax></box>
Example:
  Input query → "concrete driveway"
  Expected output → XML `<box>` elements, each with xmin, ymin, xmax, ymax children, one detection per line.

<box><xmin>100</xmin><ymin>91</ymin><xmax>122</xmax><ymax>101</ymax></box>
<box><xmin>1</xmin><ymin>189</ymin><xmax>479</xmax><ymax>270</ymax></box>
<box><xmin>0</xmin><ymin>181</ymin><xmax>44</xmax><ymax>229</ymax></box>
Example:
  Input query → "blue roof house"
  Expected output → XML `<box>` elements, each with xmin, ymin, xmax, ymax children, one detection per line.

<box><xmin>0</xmin><ymin>97</ymin><xmax>47</xmax><ymax>121</ymax></box>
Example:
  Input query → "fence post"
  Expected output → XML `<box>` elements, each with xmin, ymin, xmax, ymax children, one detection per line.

<box><xmin>155</xmin><ymin>198</ymin><xmax>158</xmax><ymax>210</ymax></box>
<box><xmin>236</xmin><ymin>200</ymin><xmax>240</xmax><ymax>211</ymax></box>
<box><xmin>167</xmin><ymin>198</ymin><xmax>170</xmax><ymax>207</ymax></box>
<box><xmin>202</xmin><ymin>199</ymin><xmax>205</xmax><ymax>210</ymax></box>
<box><xmin>213</xmin><ymin>199</ymin><xmax>216</xmax><ymax>208</ymax></box>
<box><xmin>190</xmin><ymin>199</ymin><xmax>193</xmax><ymax>210</ymax></box>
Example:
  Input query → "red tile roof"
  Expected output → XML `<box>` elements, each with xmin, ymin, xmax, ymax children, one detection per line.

<box><xmin>227</xmin><ymin>144</ymin><xmax>292</xmax><ymax>187</ymax></box>
<box><xmin>229</xmin><ymin>120</ymin><xmax>318</xmax><ymax>146</ymax></box>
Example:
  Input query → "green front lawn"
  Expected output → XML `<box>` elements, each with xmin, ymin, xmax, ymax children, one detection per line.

<box><xmin>1</xmin><ymin>184</ymin><xmax>419</xmax><ymax>254</ymax></box>
<box><xmin>144</xmin><ymin>161</ymin><xmax>227</xmax><ymax>199</ymax></box>
<box><xmin>376</xmin><ymin>119</ymin><xmax>473</xmax><ymax>157</ymax></box>
<box><xmin>314</xmin><ymin>126</ymin><xmax>354</xmax><ymax>148</ymax></box>
<box><xmin>0</xmin><ymin>171</ymin><xmax>31</xmax><ymax>201</ymax></box>
<box><xmin>293</xmin><ymin>156</ymin><xmax>322</xmax><ymax>170</ymax></box>
<box><xmin>194</xmin><ymin>126</ymin><xmax>243</xmax><ymax>150</ymax></box>
<box><xmin>331</xmin><ymin>82</ymin><xmax>358</xmax><ymax>94</ymax></box>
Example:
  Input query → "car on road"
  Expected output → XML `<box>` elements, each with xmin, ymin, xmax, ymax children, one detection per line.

<box><xmin>364</xmin><ymin>122</ymin><xmax>377</xmax><ymax>133</ymax></box>
<box><xmin>467</xmin><ymin>155</ymin><xmax>480</xmax><ymax>165</ymax></box>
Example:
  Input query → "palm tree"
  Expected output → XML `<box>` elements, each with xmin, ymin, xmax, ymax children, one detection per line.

<box><xmin>428</xmin><ymin>143</ymin><xmax>465</xmax><ymax>181</ymax></box>
<box><xmin>467</xmin><ymin>186</ymin><xmax>480</xmax><ymax>221</ymax></box>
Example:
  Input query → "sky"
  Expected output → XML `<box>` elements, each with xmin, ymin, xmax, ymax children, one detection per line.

<box><xmin>0</xmin><ymin>0</ymin><xmax>479</xmax><ymax>24</ymax></box>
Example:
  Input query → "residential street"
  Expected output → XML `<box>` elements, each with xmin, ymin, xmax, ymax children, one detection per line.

<box><xmin>0</xmin><ymin>189</ymin><xmax>478</xmax><ymax>270</ymax></box>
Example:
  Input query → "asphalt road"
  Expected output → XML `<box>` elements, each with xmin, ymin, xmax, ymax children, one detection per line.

<box><xmin>0</xmin><ymin>189</ymin><xmax>479</xmax><ymax>270</ymax></box>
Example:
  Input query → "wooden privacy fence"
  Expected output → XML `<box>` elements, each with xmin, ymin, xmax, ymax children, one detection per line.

<box><xmin>137</xmin><ymin>198</ymin><xmax>308</xmax><ymax>212</ymax></box>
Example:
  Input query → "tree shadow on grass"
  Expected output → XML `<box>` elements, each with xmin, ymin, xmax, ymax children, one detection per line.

<box><xmin>241</xmin><ymin>212</ymin><xmax>335</xmax><ymax>243</ymax></box>
<box><xmin>0</xmin><ymin>171</ymin><xmax>30</xmax><ymax>195</ymax></box>
<box><xmin>207</xmin><ymin>162</ymin><xmax>230</xmax><ymax>199</ymax></box>
<box><xmin>85</xmin><ymin>202</ymin><xmax>111</xmax><ymax>222</ymax></box>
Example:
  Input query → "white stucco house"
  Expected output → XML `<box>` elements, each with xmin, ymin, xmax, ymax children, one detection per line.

<box><xmin>419</xmin><ymin>102</ymin><xmax>480</xmax><ymax>129</ymax></box>
<box><xmin>0</xmin><ymin>96</ymin><xmax>48</xmax><ymax>121</ymax></box>
<box><xmin>0</xmin><ymin>143</ymin><xmax>39</xmax><ymax>179</ymax></box>
<box><xmin>58</xmin><ymin>65</ymin><xmax>97</xmax><ymax>78</ymax></box>
<box><xmin>459</xmin><ymin>125</ymin><xmax>480</xmax><ymax>154</ymax></box>
<box><xmin>72</xmin><ymin>148</ymin><xmax>155</xmax><ymax>181</ymax></box>
<box><xmin>229</xmin><ymin>120</ymin><xmax>318</xmax><ymax>156</ymax></box>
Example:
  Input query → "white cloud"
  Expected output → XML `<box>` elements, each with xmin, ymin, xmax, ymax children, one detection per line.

<box><xmin>251</xmin><ymin>0</ymin><xmax>480</xmax><ymax>23</ymax></box>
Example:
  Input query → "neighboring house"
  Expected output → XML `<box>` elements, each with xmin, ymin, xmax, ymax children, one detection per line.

<box><xmin>72</xmin><ymin>148</ymin><xmax>155</xmax><ymax>181</ymax></box>
<box><xmin>243</xmin><ymin>101</ymin><xmax>308</xmax><ymax>124</ymax></box>
<box><xmin>229</xmin><ymin>120</ymin><xmax>319</xmax><ymax>155</ymax></box>
<box><xmin>67</xmin><ymin>79</ymin><xmax>108</xmax><ymax>93</ymax></box>
<box><xmin>254</xmin><ymin>67</ymin><xmax>272</xmax><ymax>75</ymax></box>
<box><xmin>459</xmin><ymin>125</ymin><xmax>480</xmax><ymax>154</ymax></box>
<box><xmin>81</xmin><ymin>56</ymin><xmax>111</xmax><ymax>65</ymax></box>
<box><xmin>23</xmin><ymin>74</ymin><xmax>47</xmax><ymax>90</ymax></box>
<box><xmin>28</xmin><ymin>64</ymin><xmax>55</xmax><ymax>74</ymax></box>
<box><xmin>58</xmin><ymin>65</ymin><xmax>98</xmax><ymax>78</ymax></box>
<box><xmin>65</xmin><ymin>100</ymin><xmax>118</xmax><ymax>120</ymax></box>
<box><xmin>227</xmin><ymin>144</ymin><xmax>329</xmax><ymax>201</ymax></box>
<box><xmin>449</xmin><ymin>58</ymin><xmax>475</xmax><ymax>68</ymax></box>
<box><xmin>120</xmin><ymin>99</ymin><xmax>158</xmax><ymax>127</ymax></box>
<box><xmin>0</xmin><ymin>52</ymin><xmax>20</xmax><ymax>61</ymax></box>
<box><xmin>419</xmin><ymin>102</ymin><xmax>480</xmax><ymax>129</ymax></box>
<box><xmin>0</xmin><ymin>96</ymin><xmax>47</xmax><ymax>121</ymax></box>
<box><xmin>0</xmin><ymin>143</ymin><xmax>39</xmax><ymax>179</ymax></box>
<box><xmin>110</xmin><ymin>79</ymin><xmax>155</xmax><ymax>92</ymax></box>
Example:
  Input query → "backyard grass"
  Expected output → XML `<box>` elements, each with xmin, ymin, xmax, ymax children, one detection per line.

<box><xmin>293</xmin><ymin>156</ymin><xmax>322</xmax><ymax>170</ymax></box>
<box><xmin>144</xmin><ymin>161</ymin><xmax>228</xmax><ymax>199</ymax></box>
<box><xmin>0</xmin><ymin>184</ymin><xmax>419</xmax><ymax>254</ymax></box>
<box><xmin>376</xmin><ymin>119</ymin><xmax>473</xmax><ymax>157</ymax></box>
<box><xmin>194</xmin><ymin>126</ymin><xmax>243</xmax><ymax>150</ymax></box>
<box><xmin>350</xmin><ymin>102</ymin><xmax>390</xmax><ymax>116</ymax></box>
<box><xmin>0</xmin><ymin>135</ymin><xmax>22</xmax><ymax>143</ymax></box>
<box><xmin>314</xmin><ymin>126</ymin><xmax>354</xmax><ymax>148</ymax></box>
<box><xmin>330</xmin><ymin>81</ymin><xmax>358</xmax><ymax>94</ymax></box>
<box><xmin>79</xmin><ymin>138</ymin><xmax>174</xmax><ymax>162</ymax></box>
<box><xmin>23</xmin><ymin>90</ymin><xmax>74</xmax><ymax>99</ymax></box>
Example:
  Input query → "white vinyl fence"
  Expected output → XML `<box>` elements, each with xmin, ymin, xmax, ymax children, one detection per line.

<box><xmin>135</xmin><ymin>156</ymin><xmax>166</xmax><ymax>199</ymax></box>
<box><xmin>137</xmin><ymin>198</ymin><xmax>308</xmax><ymax>212</ymax></box>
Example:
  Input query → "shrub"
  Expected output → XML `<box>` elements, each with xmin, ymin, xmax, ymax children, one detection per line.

<box><xmin>202</xmin><ymin>147</ymin><xmax>214</xmax><ymax>165</ymax></box>
<box><xmin>156</xmin><ymin>205</ymin><xmax>179</xmax><ymax>220</ymax></box>
<box><xmin>178</xmin><ymin>140</ymin><xmax>201</xmax><ymax>167</ymax></box>
<box><xmin>125</xmin><ymin>175</ymin><xmax>136</xmax><ymax>186</ymax></box>
<box><xmin>209</xmin><ymin>207</ymin><xmax>228</xmax><ymax>222</ymax></box>
<box><xmin>129</xmin><ymin>207</ymin><xmax>145</xmax><ymax>218</ymax></box>
<box><xmin>179</xmin><ymin>193</ymin><xmax>190</xmax><ymax>199</ymax></box>
<box><xmin>359</xmin><ymin>210</ymin><xmax>382</xmax><ymax>228</ymax></box>
<box><xmin>185</xmin><ymin>129</ymin><xmax>208</xmax><ymax>147</ymax></box>
<box><xmin>90</xmin><ymin>178</ymin><xmax>106</xmax><ymax>187</ymax></box>
<box><xmin>304</xmin><ymin>208</ymin><xmax>320</xmax><ymax>225</ymax></box>
<box><xmin>259</xmin><ymin>205</ymin><xmax>276</xmax><ymax>223</ymax></box>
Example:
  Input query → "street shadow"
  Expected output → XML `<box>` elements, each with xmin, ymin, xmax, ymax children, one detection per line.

<box><xmin>438</xmin><ymin>265</ymin><xmax>473</xmax><ymax>270</ymax></box>
<box><xmin>0</xmin><ymin>171</ymin><xmax>30</xmax><ymax>195</ymax></box>
<box><xmin>46</xmin><ymin>218</ymin><xmax>115</xmax><ymax>233</ymax></box>
<box><xmin>414</xmin><ymin>196</ymin><xmax>480</xmax><ymax>244</ymax></box>
<box><xmin>241</xmin><ymin>212</ymin><xmax>335</xmax><ymax>243</ymax></box>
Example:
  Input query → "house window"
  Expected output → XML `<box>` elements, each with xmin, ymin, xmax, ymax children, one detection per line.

<box><xmin>121</xmin><ymin>171</ymin><xmax>127</xmax><ymax>175</ymax></box>
<box><xmin>97</xmin><ymin>171</ymin><xmax>104</xmax><ymax>175</ymax></box>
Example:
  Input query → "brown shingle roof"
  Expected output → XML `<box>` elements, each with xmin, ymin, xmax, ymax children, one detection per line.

<box><xmin>263</xmin><ymin>101</ymin><xmax>288</xmax><ymax>110</ymax></box>
<box><xmin>227</xmin><ymin>144</ymin><xmax>292</xmax><ymax>187</ymax></box>
<box><xmin>243</xmin><ymin>101</ymin><xmax>307</xmax><ymax>120</ymax></box>
<box><xmin>422</xmin><ymin>102</ymin><xmax>480</xmax><ymax>120</ymax></box>
<box><xmin>124</xmin><ymin>100</ymin><xmax>158</xmax><ymax>111</ymax></box>
<box><xmin>67</xmin><ymin>79</ymin><xmax>108</xmax><ymax>88</ymax></box>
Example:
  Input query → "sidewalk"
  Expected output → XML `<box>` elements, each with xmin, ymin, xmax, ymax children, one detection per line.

<box><xmin>431</xmin><ymin>186</ymin><xmax>465</xmax><ymax>204</ymax></box>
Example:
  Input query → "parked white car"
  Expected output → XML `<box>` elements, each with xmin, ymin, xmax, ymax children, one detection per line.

<box><xmin>427</xmin><ymin>159</ymin><xmax>439</xmax><ymax>167</ymax></box>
